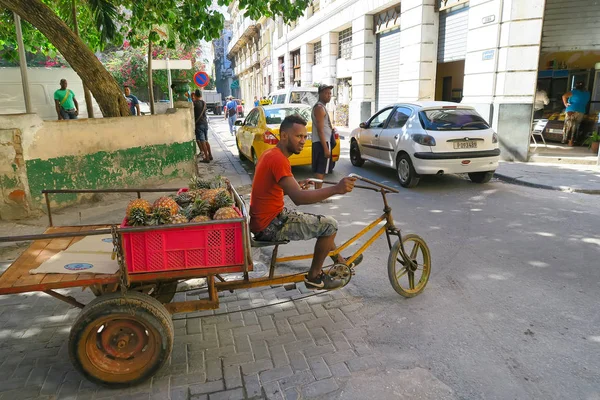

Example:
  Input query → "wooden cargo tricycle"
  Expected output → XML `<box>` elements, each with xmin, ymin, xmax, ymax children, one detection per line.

<box><xmin>0</xmin><ymin>174</ymin><xmax>430</xmax><ymax>387</ymax></box>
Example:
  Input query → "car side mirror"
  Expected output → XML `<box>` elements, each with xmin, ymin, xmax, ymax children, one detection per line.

<box><xmin>234</xmin><ymin>120</ymin><xmax>243</xmax><ymax>126</ymax></box>
<box><xmin>359</xmin><ymin>122</ymin><xmax>368</xmax><ymax>129</ymax></box>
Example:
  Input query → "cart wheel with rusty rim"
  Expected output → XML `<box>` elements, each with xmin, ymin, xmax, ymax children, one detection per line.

<box><xmin>387</xmin><ymin>234</ymin><xmax>431</xmax><ymax>297</ymax></box>
<box><xmin>69</xmin><ymin>291</ymin><xmax>174</xmax><ymax>387</ymax></box>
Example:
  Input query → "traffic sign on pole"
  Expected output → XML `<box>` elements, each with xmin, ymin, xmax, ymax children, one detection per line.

<box><xmin>194</xmin><ymin>71</ymin><xmax>210</xmax><ymax>88</ymax></box>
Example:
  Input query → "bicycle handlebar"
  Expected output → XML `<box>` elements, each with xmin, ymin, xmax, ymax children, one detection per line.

<box><xmin>348</xmin><ymin>173</ymin><xmax>399</xmax><ymax>193</ymax></box>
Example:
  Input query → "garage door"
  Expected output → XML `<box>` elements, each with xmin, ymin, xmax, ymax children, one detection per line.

<box><xmin>438</xmin><ymin>5</ymin><xmax>469</xmax><ymax>63</ymax></box>
<box><xmin>542</xmin><ymin>0</ymin><xmax>600</xmax><ymax>52</ymax></box>
<box><xmin>376</xmin><ymin>28</ymin><xmax>401</xmax><ymax>110</ymax></box>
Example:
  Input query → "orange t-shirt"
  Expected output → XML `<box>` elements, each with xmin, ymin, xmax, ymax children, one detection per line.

<box><xmin>250</xmin><ymin>147</ymin><xmax>293</xmax><ymax>233</ymax></box>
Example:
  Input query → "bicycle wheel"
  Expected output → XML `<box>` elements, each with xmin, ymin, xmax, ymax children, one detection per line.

<box><xmin>387</xmin><ymin>234</ymin><xmax>431</xmax><ymax>297</ymax></box>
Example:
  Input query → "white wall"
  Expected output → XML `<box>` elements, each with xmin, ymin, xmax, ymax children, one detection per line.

<box><xmin>0</xmin><ymin>67</ymin><xmax>102</xmax><ymax>120</ymax></box>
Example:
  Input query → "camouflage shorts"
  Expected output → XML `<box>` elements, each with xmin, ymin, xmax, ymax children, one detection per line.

<box><xmin>254</xmin><ymin>208</ymin><xmax>338</xmax><ymax>242</ymax></box>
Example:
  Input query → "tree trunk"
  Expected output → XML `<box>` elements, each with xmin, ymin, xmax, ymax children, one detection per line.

<box><xmin>148</xmin><ymin>37</ymin><xmax>155</xmax><ymax>115</ymax></box>
<box><xmin>0</xmin><ymin>0</ymin><xmax>129</xmax><ymax>117</ymax></box>
<box><xmin>71</xmin><ymin>0</ymin><xmax>94</xmax><ymax>118</ymax></box>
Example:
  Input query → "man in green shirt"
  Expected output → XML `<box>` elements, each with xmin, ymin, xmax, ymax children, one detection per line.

<box><xmin>54</xmin><ymin>79</ymin><xmax>79</xmax><ymax>120</ymax></box>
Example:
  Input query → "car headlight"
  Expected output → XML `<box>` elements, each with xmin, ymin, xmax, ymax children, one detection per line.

<box><xmin>492</xmin><ymin>132</ymin><xmax>498</xmax><ymax>144</ymax></box>
<box><xmin>411</xmin><ymin>134</ymin><xmax>436</xmax><ymax>146</ymax></box>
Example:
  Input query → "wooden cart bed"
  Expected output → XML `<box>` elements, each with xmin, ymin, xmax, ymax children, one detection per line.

<box><xmin>0</xmin><ymin>226</ymin><xmax>120</xmax><ymax>296</ymax></box>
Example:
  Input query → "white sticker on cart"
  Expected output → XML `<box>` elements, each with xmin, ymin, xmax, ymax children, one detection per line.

<box><xmin>30</xmin><ymin>251</ymin><xmax>118</xmax><ymax>275</ymax></box>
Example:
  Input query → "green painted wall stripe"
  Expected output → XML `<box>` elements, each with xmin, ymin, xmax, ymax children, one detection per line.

<box><xmin>26</xmin><ymin>141</ymin><xmax>195</xmax><ymax>205</ymax></box>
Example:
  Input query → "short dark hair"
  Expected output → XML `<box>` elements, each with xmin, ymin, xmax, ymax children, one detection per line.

<box><xmin>280</xmin><ymin>114</ymin><xmax>307</xmax><ymax>133</ymax></box>
<box><xmin>124</xmin><ymin>85</ymin><xmax>130</xmax><ymax>89</ymax></box>
<box><xmin>194</xmin><ymin>89</ymin><xmax>202</xmax><ymax>97</ymax></box>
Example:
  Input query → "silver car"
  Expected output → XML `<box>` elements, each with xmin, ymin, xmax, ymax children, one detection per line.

<box><xmin>349</xmin><ymin>101</ymin><xmax>500</xmax><ymax>188</ymax></box>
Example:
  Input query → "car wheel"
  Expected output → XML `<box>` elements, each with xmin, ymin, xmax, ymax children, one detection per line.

<box><xmin>252</xmin><ymin>149</ymin><xmax>258</xmax><ymax>166</ymax></box>
<box><xmin>468</xmin><ymin>171</ymin><xmax>494</xmax><ymax>184</ymax></box>
<box><xmin>350</xmin><ymin>140</ymin><xmax>365</xmax><ymax>167</ymax></box>
<box><xmin>236</xmin><ymin>139</ymin><xmax>245</xmax><ymax>160</ymax></box>
<box><xmin>396</xmin><ymin>153</ymin><xmax>420</xmax><ymax>188</ymax></box>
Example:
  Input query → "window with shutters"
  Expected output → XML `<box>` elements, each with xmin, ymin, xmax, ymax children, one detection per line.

<box><xmin>313</xmin><ymin>41</ymin><xmax>322</xmax><ymax>65</ymax></box>
<box><xmin>338</xmin><ymin>27</ymin><xmax>352</xmax><ymax>60</ymax></box>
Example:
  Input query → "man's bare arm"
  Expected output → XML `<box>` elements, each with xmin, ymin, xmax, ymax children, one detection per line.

<box><xmin>279</xmin><ymin>176</ymin><xmax>355</xmax><ymax>206</ymax></box>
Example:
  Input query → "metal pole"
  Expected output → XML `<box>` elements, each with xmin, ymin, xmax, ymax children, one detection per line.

<box><xmin>167</xmin><ymin>57</ymin><xmax>173</xmax><ymax>108</ymax></box>
<box><xmin>14</xmin><ymin>13</ymin><xmax>32</xmax><ymax>113</ymax></box>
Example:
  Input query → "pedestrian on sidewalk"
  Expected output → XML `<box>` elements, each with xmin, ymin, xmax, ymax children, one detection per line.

<box><xmin>224</xmin><ymin>96</ymin><xmax>238</xmax><ymax>136</ymax></box>
<box><xmin>193</xmin><ymin>90</ymin><xmax>213</xmax><ymax>162</ymax></box>
<box><xmin>254</xmin><ymin>96</ymin><xmax>260</xmax><ymax>107</ymax></box>
<box><xmin>124</xmin><ymin>86</ymin><xmax>141</xmax><ymax>116</ymax></box>
<box><xmin>54</xmin><ymin>79</ymin><xmax>79</xmax><ymax>120</ymax></box>
<box><xmin>562</xmin><ymin>82</ymin><xmax>590</xmax><ymax>145</ymax></box>
<box><xmin>311</xmin><ymin>84</ymin><xmax>337</xmax><ymax>189</ymax></box>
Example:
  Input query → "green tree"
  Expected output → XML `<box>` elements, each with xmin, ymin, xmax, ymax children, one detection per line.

<box><xmin>0</xmin><ymin>0</ymin><xmax>311</xmax><ymax>117</ymax></box>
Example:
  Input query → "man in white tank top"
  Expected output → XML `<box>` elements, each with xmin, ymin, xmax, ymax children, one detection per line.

<box><xmin>311</xmin><ymin>84</ymin><xmax>336</xmax><ymax>189</ymax></box>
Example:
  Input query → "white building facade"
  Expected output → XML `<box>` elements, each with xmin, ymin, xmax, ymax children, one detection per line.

<box><xmin>229</xmin><ymin>0</ymin><xmax>600</xmax><ymax>161</ymax></box>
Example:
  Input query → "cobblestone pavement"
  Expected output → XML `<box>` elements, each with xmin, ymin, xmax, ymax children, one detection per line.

<box><xmin>0</xmin><ymin>279</ymin><xmax>389</xmax><ymax>400</ymax></box>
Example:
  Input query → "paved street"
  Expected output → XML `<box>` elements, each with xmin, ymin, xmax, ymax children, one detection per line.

<box><xmin>0</xmin><ymin>115</ymin><xmax>599</xmax><ymax>400</ymax></box>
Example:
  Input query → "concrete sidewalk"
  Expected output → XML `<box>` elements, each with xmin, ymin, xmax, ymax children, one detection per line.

<box><xmin>495</xmin><ymin>161</ymin><xmax>600</xmax><ymax>194</ymax></box>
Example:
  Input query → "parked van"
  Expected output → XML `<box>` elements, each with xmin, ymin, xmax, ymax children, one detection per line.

<box><xmin>268</xmin><ymin>87</ymin><xmax>319</xmax><ymax>107</ymax></box>
<box><xmin>0</xmin><ymin>67</ymin><xmax>102</xmax><ymax>120</ymax></box>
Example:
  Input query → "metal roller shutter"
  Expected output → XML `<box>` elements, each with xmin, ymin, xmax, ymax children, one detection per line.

<box><xmin>542</xmin><ymin>0</ymin><xmax>600</xmax><ymax>52</ymax></box>
<box><xmin>376</xmin><ymin>28</ymin><xmax>401</xmax><ymax>110</ymax></box>
<box><xmin>438</xmin><ymin>6</ymin><xmax>469</xmax><ymax>63</ymax></box>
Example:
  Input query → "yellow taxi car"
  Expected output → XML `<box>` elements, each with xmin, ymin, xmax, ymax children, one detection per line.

<box><xmin>235</xmin><ymin>104</ymin><xmax>341</xmax><ymax>166</ymax></box>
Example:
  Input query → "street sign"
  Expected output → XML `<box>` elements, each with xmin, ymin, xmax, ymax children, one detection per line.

<box><xmin>150</xmin><ymin>58</ymin><xmax>192</xmax><ymax>108</ymax></box>
<box><xmin>151</xmin><ymin>59</ymin><xmax>192</xmax><ymax>70</ymax></box>
<box><xmin>194</xmin><ymin>71</ymin><xmax>210</xmax><ymax>88</ymax></box>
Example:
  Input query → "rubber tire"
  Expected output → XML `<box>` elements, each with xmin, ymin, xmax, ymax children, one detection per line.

<box><xmin>350</xmin><ymin>140</ymin><xmax>365</xmax><ymax>167</ymax></box>
<box><xmin>468</xmin><ymin>171</ymin><xmax>494</xmax><ymax>184</ymax></box>
<box><xmin>252</xmin><ymin>149</ymin><xmax>258</xmax><ymax>166</ymax></box>
<box><xmin>396</xmin><ymin>153</ymin><xmax>420</xmax><ymax>188</ymax></box>
<box><xmin>215</xmin><ymin>106</ymin><xmax>222</xmax><ymax>115</ymax></box>
<box><xmin>153</xmin><ymin>281</ymin><xmax>178</xmax><ymax>304</ymax></box>
<box><xmin>93</xmin><ymin>281</ymin><xmax>178</xmax><ymax>304</ymax></box>
<box><xmin>69</xmin><ymin>292</ymin><xmax>174</xmax><ymax>387</ymax></box>
<box><xmin>387</xmin><ymin>234</ymin><xmax>431</xmax><ymax>298</ymax></box>
<box><xmin>237</xmin><ymin>138</ymin><xmax>246</xmax><ymax>160</ymax></box>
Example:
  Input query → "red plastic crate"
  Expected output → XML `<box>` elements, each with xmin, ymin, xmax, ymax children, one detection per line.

<box><xmin>121</xmin><ymin>218</ymin><xmax>245</xmax><ymax>273</ymax></box>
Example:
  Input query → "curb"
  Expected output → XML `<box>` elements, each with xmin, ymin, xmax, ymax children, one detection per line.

<box><xmin>207</xmin><ymin>122</ymin><xmax>252</xmax><ymax>186</ymax></box>
<box><xmin>494</xmin><ymin>173</ymin><xmax>600</xmax><ymax>195</ymax></box>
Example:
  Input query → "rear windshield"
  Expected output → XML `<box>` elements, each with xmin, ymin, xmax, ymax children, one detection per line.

<box><xmin>289</xmin><ymin>91</ymin><xmax>319</xmax><ymax>107</ymax></box>
<box><xmin>419</xmin><ymin>109</ymin><xmax>490</xmax><ymax>130</ymax></box>
<box><xmin>264</xmin><ymin>107</ymin><xmax>311</xmax><ymax>125</ymax></box>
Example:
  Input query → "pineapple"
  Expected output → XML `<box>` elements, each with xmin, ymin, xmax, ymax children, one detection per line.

<box><xmin>183</xmin><ymin>198</ymin><xmax>210</xmax><ymax>220</ymax></box>
<box><xmin>188</xmin><ymin>189</ymin><xmax>206</xmax><ymax>201</ymax></box>
<box><xmin>152</xmin><ymin>196</ymin><xmax>179</xmax><ymax>216</ymax></box>
<box><xmin>125</xmin><ymin>199</ymin><xmax>152</xmax><ymax>218</ymax></box>
<box><xmin>148</xmin><ymin>208</ymin><xmax>171</xmax><ymax>225</ymax></box>
<box><xmin>213</xmin><ymin>207</ymin><xmax>240</xmax><ymax>220</ymax></box>
<box><xmin>200</xmin><ymin>188</ymin><xmax>228</xmax><ymax>209</ymax></box>
<box><xmin>191</xmin><ymin>215</ymin><xmax>211</xmax><ymax>223</ymax></box>
<box><xmin>127</xmin><ymin>208</ymin><xmax>148</xmax><ymax>226</ymax></box>
<box><xmin>190</xmin><ymin>175</ymin><xmax>225</xmax><ymax>190</ymax></box>
<box><xmin>170</xmin><ymin>214</ymin><xmax>189</xmax><ymax>224</ymax></box>
<box><xmin>174</xmin><ymin>192</ymin><xmax>192</xmax><ymax>208</ymax></box>
<box><xmin>210</xmin><ymin>190</ymin><xmax>233</xmax><ymax>213</ymax></box>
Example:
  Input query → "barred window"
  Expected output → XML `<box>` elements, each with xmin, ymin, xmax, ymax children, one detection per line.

<box><xmin>338</xmin><ymin>27</ymin><xmax>352</xmax><ymax>60</ymax></box>
<box><xmin>313</xmin><ymin>41</ymin><xmax>322</xmax><ymax>65</ymax></box>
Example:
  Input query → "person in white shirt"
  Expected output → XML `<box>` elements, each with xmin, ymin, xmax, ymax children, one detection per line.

<box><xmin>534</xmin><ymin>89</ymin><xmax>549</xmax><ymax>119</ymax></box>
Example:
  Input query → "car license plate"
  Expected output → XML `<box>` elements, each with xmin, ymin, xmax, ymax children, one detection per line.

<box><xmin>453</xmin><ymin>141</ymin><xmax>477</xmax><ymax>149</ymax></box>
